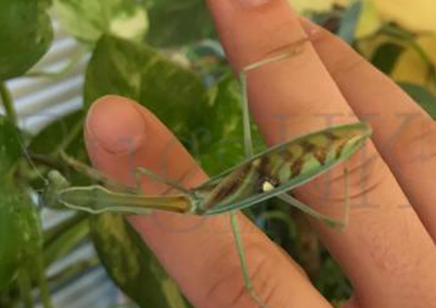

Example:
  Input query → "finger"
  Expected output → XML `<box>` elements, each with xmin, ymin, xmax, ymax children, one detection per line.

<box><xmin>205</xmin><ymin>1</ymin><xmax>436</xmax><ymax>307</ymax></box>
<box><xmin>300</xmin><ymin>18</ymin><xmax>436</xmax><ymax>240</ymax></box>
<box><xmin>84</xmin><ymin>95</ymin><xmax>332</xmax><ymax>308</ymax></box>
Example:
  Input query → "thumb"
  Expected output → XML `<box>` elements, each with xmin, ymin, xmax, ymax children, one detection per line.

<box><xmin>84</xmin><ymin>95</ymin><xmax>328</xmax><ymax>308</ymax></box>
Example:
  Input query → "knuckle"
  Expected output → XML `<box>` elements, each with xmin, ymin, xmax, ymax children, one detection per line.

<box><xmin>331</xmin><ymin>52</ymin><xmax>367</xmax><ymax>80</ymax></box>
<box><xmin>306</xmin><ymin>24</ymin><xmax>368</xmax><ymax>78</ymax></box>
<box><xmin>203</xmin><ymin>241</ymin><xmax>283</xmax><ymax>308</ymax></box>
<box><xmin>311</xmin><ymin>31</ymin><xmax>367</xmax><ymax>79</ymax></box>
<box><xmin>237</xmin><ymin>20</ymin><xmax>310</xmax><ymax>69</ymax></box>
<box><xmin>389</xmin><ymin>115</ymin><xmax>436</xmax><ymax>166</ymax></box>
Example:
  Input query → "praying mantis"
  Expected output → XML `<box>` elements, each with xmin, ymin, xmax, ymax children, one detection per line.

<box><xmin>43</xmin><ymin>39</ymin><xmax>372</xmax><ymax>308</ymax></box>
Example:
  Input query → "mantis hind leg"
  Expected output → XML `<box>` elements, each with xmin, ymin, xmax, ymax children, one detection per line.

<box><xmin>229</xmin><ymin>38</ymin><xmax>322</xmax><ymax>307</ymax></box>
<box><xmin>229</xmin><ymin>212</ymin><xmax>269</xmax><ymax>308</ymax></box>
<box><xmin>223</xmin><ymin>52</ymin><xmax>298</xmax><ymax>308</ymax></box>
<box><xmin>239</xmin><ymin>37</ymin><xmax>310</xmax><ymax>157</ymax></box>
<box><xmin>279</xmin><ymin>166</ymin><xmax>350</xmax><ymax>230</ymax></box>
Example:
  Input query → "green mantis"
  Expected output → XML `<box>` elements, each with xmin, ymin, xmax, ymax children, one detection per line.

<box><xmin>54</xmin><ymin>122</ymin><xmax>370</xmax><ymax>223</ymax></box>
<box><xmin>43</xmin><ymin>40</ymin><xmax>372</xmax><ymax>308</ymax></box>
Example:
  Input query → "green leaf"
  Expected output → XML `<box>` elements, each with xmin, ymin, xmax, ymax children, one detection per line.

<box><xmin>53</xmin><ymin>0</ymin><xmax>148</xmax><ymax>43</ymax></box>
<box><xmin>0</xmin><ymin>187</ymin><xmax>22</xmax><ymax>290</ymax></box>
<box><xmin>144</xmin><ymin>0</ymin><xmax>215</xmax><ymax>47</ymax></box>
<box><xmin>29</xmin><ymin>110</ymin><xmax>85</xmax><ymax>156</ymax></box>
<box><xmin>91</xmin><ymin>214</ymin><xmax>190</xmax><ymax>308</ymax></box>
<box><xmin>28</xmin><ymin>111</ymin><xmax>90</xmax><ymax>188</ymax></box>
<box><xmin>0</xmin><ymin>182</ymin><xmax>40</xmax><ymax>291</ymax></box>
<box><xmin>199</xmin><ymin>74</ymin><xmax>264</xmax><ymax>174</ymax></box>
<box><xmin>0</xmin><ymin>116</ymin><xmax>22</xmax><ymax>176</ymax></box>
<box><xmin>399</xmin><ymin>82</ymin><xmax>436</xmax><ymax>120</ymax></box>
<box><xmin>371</xmin><ymin>43</ymin><xmax>405</xmax><ymax>75</ymax></box>
<box><xmin>316</xmin><ymin>251</ymin><xmax>351</xmax><ymax>301</ymax></box>
<box><xmin>84</xmin><ymin>35</ymin><xmax>211</xmax><ymax>140</ymax></box>
<box><xmin>198</xmin><ymin>75</ymin><xmax>245</xmax><ymax>174</ymax></box>
<box><xmin>0</xmin><ymin>0</ymin><xmax>53</xmax><ymax>80</ymax></box>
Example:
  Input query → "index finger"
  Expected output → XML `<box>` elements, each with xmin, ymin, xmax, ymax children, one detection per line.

<box><xmin>206</xmin><ymin>0</ymin><xmax>436</xmax><ymax>307</ymax></box>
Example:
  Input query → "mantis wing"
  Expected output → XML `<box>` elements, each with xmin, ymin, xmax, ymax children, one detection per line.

<box><xmin>196</xmin><ymin>122</ymin><xmax>371</xmax><ymax>215</ymax></box>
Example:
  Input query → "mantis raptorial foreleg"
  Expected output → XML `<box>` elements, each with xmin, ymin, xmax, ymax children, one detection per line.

<box><xmin>229</xmin><ymin>212</ymin><xmax>268</xmax><ymax>308</ymax></box>
<box><xmin>136</xmin><ymin>167</ymin><xmax>194</xmax><ymax>196</ymax></box>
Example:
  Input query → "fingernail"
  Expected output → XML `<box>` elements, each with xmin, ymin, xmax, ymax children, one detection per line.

<box><xmin>300</xmin><ymin>17</ymin><xmax>321</xmax><ymax>37</ymax></box>
<box><xmin>86</xmin><ymin>95</ymin><xmax>146</xmax><ymax>155</ymax></box>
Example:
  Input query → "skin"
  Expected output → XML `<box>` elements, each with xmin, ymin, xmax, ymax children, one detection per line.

<box><xmin>84</xmin><ymin>0</ymin><xmax>436</xmax><ymax>307</ymax></box>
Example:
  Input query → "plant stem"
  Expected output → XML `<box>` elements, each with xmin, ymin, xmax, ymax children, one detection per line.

<box><xmin>18</xmin><ymin>268</ymin><xmax>34</xmax><ymax>308</ymax></box>
<box><xmin>44</xmin><ymin>211</ymin><xmax>88</xmax><ymax>248</ymax></box>
<box><xmin>53</xmin><ymin>116</ymin><xmax>84</xmax><ymax>155</ymax></box>
<box><xmin>35</xmin><ymin>253</ymin><xmax>54</xmax><ymax>308</ymax></box>
<box><xmin>44</xmin><ymin>216</ymin><xmax>90</xmax><ymax>266</ymax></box>
<box><xmin>0</xmin><ymin>82</ymin><xmax>17</xmax><ymax>124</ymax></box>
<box><xmin>48</xmin><ymin>257</ymin><xmax>99</xmax><ymax>285</ymax></box>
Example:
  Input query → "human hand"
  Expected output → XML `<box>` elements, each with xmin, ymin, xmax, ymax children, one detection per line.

<box><xmin>84</xmin><ymin>1</ymin><xmax>436</xmax><ymax>307</ymax></box>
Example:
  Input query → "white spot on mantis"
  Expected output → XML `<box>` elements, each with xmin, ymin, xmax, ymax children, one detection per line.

<box><xmin>262</xmin><ymin>181</ymin><xmax>275</xmax><ymax>192</ymax></box>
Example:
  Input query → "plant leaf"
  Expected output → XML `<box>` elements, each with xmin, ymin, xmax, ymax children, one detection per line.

<box><xmin>29</xmin><ymin>111</ymin><xmax>85</xmax><ymax>157</ymax></box>
<box><xmin>91</xmin><ymin>214</ymin><xmax>190</xmax><ymax>308</ymax></box>
<box><xmin>399</xmin><ymin>82</ymin><xmax>436</xmax><ymax>120</ymax></box>
<box><xmin>144</xmin><ymin>0</ymin><xmax>215</xmax><ymax>47</ymax></box>
<box><xmin>371</xmin><ymin>42</ymin><xmax>404</xmax><ymax>75</ymax></box>
<box><xmin>0</xmin><ymin>0</ymin><xmax>53</xmax><ymax>80</ymax></box>
<box><xmin>53</xmin><ymin>0</ymin><xmax>148</xmax><ymax>43</ymax></box>
<box><xmin>391</xmin><ymin>36</ymin><xmax>436</xmax><ymax>94</ymax></box>
<box><xmin>0</xmin><ymin>116</ymin><xmax>22</xmax><ymax>177</ymax></box>
<box><xmin>84</xmin><ymin>35</ymin><xmax>211</xmax><ymax>140</ymax></box>
<box><xmin>0</xmin><ymin>182</ymin><xmax>41</xmax><ymax>290</ymax></box>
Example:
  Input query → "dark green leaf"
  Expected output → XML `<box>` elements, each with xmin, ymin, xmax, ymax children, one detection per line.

<box><xmin>371</xmin><ymin>43</ymin><xmax>404</xmax><ymax>75</ymax></box>
<box><xmin>337</xmin><ymin>1</ymin><xmax>362</xmax><ymax>44</ymax></box>
<box><xmin>0</xmin><ymin>116</ymin><xmax>22</xmax><ymax>176</ymax></box>
<box><xmin>29</xmin><ymin>110</ymin><xmax>85</xmax><ymax>156</ymax></box>
<box><xmin>198</xmin><ymin>75</ymin><xmax>245</xmax><ymax>174</ymax></box>
<box><xmin>144</xmin><ymin>0</ymin><xmax>215</xmax><ymax>47</ymax></box>
<box><xmin>399</xmin><ymin>82</ymin><xmax>436</xmax><ymax>120</ymax></box>
<box><xmin>0</xmin><ymin>182</ymin><xmax>40</xmax><ymax>290</ymax></box>
<box><xmin>91</xmin><ymin>214</ymin><xmax>190</xmax><ymax>308</ymax></box>
<box><xmin>53</xmin><ymin>0</ymin><xmax>148</xmax><ymax>43</ymax></box>
<box><xmin>28</xmin><ymin>111</ymin><xmax>90</xmax><ymax>188</ymax></box>
<box><xmin>0</xmin><ymin>0</ymin><xmax>53</xmax><ymax>80</ymax></box>
<box><xmin>84</xmin><ymin>35</ymin><xmax>211</xmax><ymax>140</ymax></box>
<box><xmin>316</xmin><ymin>251</ymin><xmax>351</xmax><ymax>301</ymax></box>
<box><xmin>199</xmin><ymin>75</ymin><xmax>264</xmax><ymax>174</ymax></box>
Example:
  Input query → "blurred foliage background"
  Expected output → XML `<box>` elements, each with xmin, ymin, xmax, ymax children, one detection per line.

<box><xmin>0</xmin><ymin>0</ymin><xmax>435</xmax><ymax>308</ymax></box>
